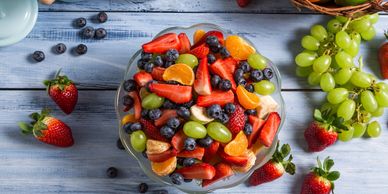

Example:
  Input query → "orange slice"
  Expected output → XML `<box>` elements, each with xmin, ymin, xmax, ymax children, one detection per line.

<box><xmin>236</xmin><ymin>85</ymin><xmax>260</xmax><ymax>109</ymax></box>
<box><xmin>193</xmin><ymin>29</ymin><xmax>206</xmax><ymax>44</ymax></box>
<box><xmin>232</xmin><ymin>150</ymin><xmax>256</xmax><ymax>173</ymax></box>
<box><xmin>225</xmin><ymin>35</ymin><xmax>256</xmax><ymax>60</ymax></box>
<box><xmin>151</xmin><ymin>156</ymin><xmax>177</xmax><ymax>176</ymax></box>
<box><xmin>224</xmin><ymin>131</ymin><xmax>248</xmax><ymax>157</ymax></box>
<box><xmin>163</xmin><ymin>63</ymin><xmax>195</xmax><ymax>85</ymax></box>
<box><xmin>121</xmin><ymin>114</ymin><xmax>136</xmax><ymax>125</ymax></box>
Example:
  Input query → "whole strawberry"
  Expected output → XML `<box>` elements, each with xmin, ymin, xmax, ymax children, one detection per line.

<box><xmin>249</xmin><ymin>142</ymin><xmax>295</xmax><ymax>186</ymax></box>
<box><xmin>301</xmin><ymin>157</ymin><xmax>340</xmax><ymax>194</ymax></box>
<box><xmin>44</xmin><ymin>73</ymin><xmax>78</xmax><ymax>114</ymax></box>
<box><xmin>18</xmin><ymin>109</ymin><xmax>74</xmax><ymax>147</ymax></box>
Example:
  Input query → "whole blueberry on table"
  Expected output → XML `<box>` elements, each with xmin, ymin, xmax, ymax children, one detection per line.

<box><xmin>153</xmin><ymin>190</ymin><xmax>168</xmax><ymax>194</ymax></box>
<box><xmin>148</xmin><ymin>109</ymin><xmax>162</xmax><ymax>120</ymax></box>
<box><xmin>160</xmin><ymin>126</ymin><xmax>175</xmax><ymax>139</ymax></box>
<box><xmin>184</xmin><ymin>137</ymin><xmax>196</xmax><ymax>151</ymax></box>
<box><xmin>167</xmin><ymin>117</ymin><xmax>180</xmax><ymax>129</ymax></box>
<box><xmin>239</xmin><ymin>61</ymin><xmax>251</xmax><ymax>73</ymax></box>
<box><xmin>250</xmin><ymin>69</ymin><xmax>264</xmax><ymax>82</ymax></box>
<box><xmin>74</xmin><ymin>17</ymin><xmax>86</xmax><ymax>28</ymax></box>
<box><xmin>177</xmin><ymin>107</ymin><xmax>190</xmax><ymax>120</ymax></box>
<box><xmin>263</xmin><ymin>68</ymin><xmax>274</xmax><ymax>80</ymax></box>
<box><xmin>123</xmin><ymin>79</ymin><xmax>137</xmax><ymax>92</ymax></box>
<box><xmin>54</xmin><ymin>43</ymin><xmax>67</xmax><ymax>54</ymax></box>
<box><xmin>244</xmin><ymin>123</ymin><xmax>253</xmax><ymax>135</ymax></box>
<box><xmin>165</xmin><ymin>49</ymin><xmax>179</xmax><ymax>62</ymax></box>
<box><xmin>82</xmin><ymin>26</ymin><xmax>95</xmax><ymax>39</ymax></box>
<box><xmin>75</xmin><ymin>44</ymin><xmax>88</xmax><ymax>55</ymax></box>
<box><xmin>218</xmin><ymin>79</ymin><xmax>232</xmax><ymax>91</ymax></box>
<box><xmin>94</xmin><ymin>28</ymin><xmax>107</xmax><ymax>39</ymax></box>
<box><xmin>138</xmin><ymin>183</ymin><xmax>148</xmax><ymax>193</ymax></box>
<box><xmin>97</xmin><ymin>11</ymin><xmax>108</xmax><ymax>23</ymax></box>
<box><xmin>116</xmin><ymin>138</ymin><xmax>125</xmax><ymax>150</ymax></box>
<box><xmin>32</xmin><ymin>51</ymin><xmax>45</xmax><ymax>62</ymax></box>
<box><xmin>224</xmin><ymin>103</ymin><xmax>236</xmax><ymax>114</ymax></box>
<box><xmin>207</xmin><ymin>54</ymin><xmax>216</xmax><ymax>64</ymax></box>
<box><xmin>197</xmin><ymin>136</ymin><xmax>213</xmax><ymax>148</ymax></box>
<box><xmin>106</xmin><ymin>167</ymin><xmax>118</xmax><ymax>178</ymax></box>
<box><xmin>207</xmin><ymin>104</ymin><xmax>222</xmax><ymax>119</ymax></box>
<box><xmin>170</xmin><ymin>173</ymin><xmax>184</xmax><ymax>185</ymax></box>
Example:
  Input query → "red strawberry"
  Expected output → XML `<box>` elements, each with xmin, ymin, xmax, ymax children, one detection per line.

<box><xmin>133</xmin><ymin>71</ymin><xmax>153</xmax><ymax>87</ymax></box>
<box><xmin>203</xmin><ymin>141</ymin><xmax>220</xmax><ymax>163</ymax></box>
<box><xmin>139</xmin><ymin>118</ymin><xmax>168</xmax><ymax>142</ymax></box>
<box><xmin>151</xmin><ymin>67</ymin><xmax>165</xmax><ymax>81</ymax></box>
<box><xmin>194</xmin><ymin>57</ymin><xmax>212</xmax><ymax>95</ymax></box>
<box><xmin>147</xmin><ymin>149</ymin><xmax>178</xmax><ymax>162</ymax></box>
<box><xmin>236</xmin><ymin>0</ymin><xmax>251</xmax><ymax>7</ymax></box>
<box><xmin>192</xmin><ymin>31</ymin><xmax>224</xmax><ymax>48</ymax></box>
<box><xmin>44</xmin><ymin>73</ymin><xmax>78</xmax><ymax>115</ymax></box>
<box><xmin>190</xmin><ymin>43</ymin><xmax>209</xmax><ymax>59</ymax></box>
<box><xmin>218</xmin><ymin>150</ymin><xmax>248</xmax><ymax>166</ymax></box>
<box><xmin>247</xmin><ymin>115</ymin><xmax>265</xmax><ymax>148</ymax></box>
<box><xmin>259</xmin><ymin>112</ymin><xmax>281</xmax><ymax>147</ymax></box>
<box><xmin>178</xmin><ymin>33</ymin><xmax>191</xmax><ymax>54</ymax></box>
<box><xmin>300</xmin><ymin>157</ymin><xmax>340</xmax><ymax>194</ymax></box>
<box><xmin>18</xmin><ymin>109</ymin><xmax>74</xmax><ymax>147</ymax></box>
<box><xmin>210</xmin><ymin>58</ymin><xmax>237</xmax><ymax>90</ymax></box>
<box><xmin>171</xmin><ymin>130</ymin><xmax>187</xmax><ymax>152</ymax></box>
<box><xmin>196</xmin><ymin>90</ymin><xmax>234</xmax><ymax>107</ymax></box>
<box><xmin>149</xmin><ymin>83</ymin><xmax>192</xmax><ymax>104</ymax></box>
<box><xmin>177</xmin><ymin>147</ymin><xmax>205</xmax><ymax>160</ymax></box>
<box><xmin>202</xmin><ymin>163</ymin><xmax>234</xmax><ymax>187</ymax></box>
<box><xmin>249</xmin><ymin>142</ymin><xmax>295</xmax><ymax>186</ymax></box>
<box><xmin>142</xmin><ymin>33</ymin><xmax>181</xmax><ymax>54</ymax></box>
<box><xmin>128</xmin><ymin>91</ymin><xmax>142</xmax><ymax>120</ymax></box>
<box><xmin>155</xmin><ymin>109</ymin><xmax>177</xmax><ymax>127</ymax></box>
<box><xmin>175</xmin><ymin>163</ymin><xmax>216</xmax><ymax>180</ymax></box>
<box><xmin>227</xmin><ymin>104</ymin><xmax>246</xmax><ymax>135</ymax></box>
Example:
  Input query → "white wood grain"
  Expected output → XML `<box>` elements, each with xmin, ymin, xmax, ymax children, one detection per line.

<box><xmin>0</xmin><ymin>90</ymin><xmax>386</xmax><ymax>193</ymax></box>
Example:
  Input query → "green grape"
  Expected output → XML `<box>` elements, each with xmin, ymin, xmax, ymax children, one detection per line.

<box><xmin>335</xmin><ymin>51</ymin><xmax>353</xmax><ymax>68</ymax></box>
<box><xmin>352</xmin><ymin>122</ymin><xmax>367</xmax><ymax>138</ymax></box>
<box><xmin>334</xmin><ymin>67</ymin><xmax>353</xmax><ymax>85</ymax></box>
<box><xmin>296</xmin><ymin>66</ymin><xmax>313</xmax><ymax>77</ymax></box>
<box><xmin>377</xmin><ymin>82</ymin><xmax>388</xmax><ymax>93</ymax></box>
<box><xmin>313</xmin><ymin>55</ymin><xmax>331</xmax><ymax>73</ymax></box>
<box><xmin>320</xmin><ymin>72</ymin><xmax>335</xmax><ymax>92</ymax></box>
<box><xmin>368</xmin><ymin>13</ymin><xmax>379</xmax><ymax>24</ymax></box>
<box><xmin>130</xmin><ymin>130</ymin><xmax>147</xmax><ymax>152</ymax></box>
<box><xmin>350</xmin><ymin>71</ymin><xmax>372</xmax><ymax>88</ymax></box>
<box><xmin>336</xmin><ymin>16</ymin><xmax>348</xmax><ymax>23</ymax></box>
<box><xmin>342</xmin><ymin>81</ymin><xmax>357</xmax><ymax>91</ymax></box>
<box><xmin>344</xmin><ymin>40</ymin><xmax>359</xmax><ymax>57</ymax></box>
<box><xmin>183</xmin><ymin>121</ymin><xmax>207</xmax><ymax>138</ymax></box>
<box><xmin>176</xmin><ymin>54</ymin><xmax>198</xmax><ymax>68</ymax></box>
<box><xmin>375</xmin><ymin>90</ymin><xmax>388</xmax><ymax>107</ymax></box>
<box><xmin>327</xmin><ymin>88</ymin><xmax>349</xmax><ymax>104</ymax></box>
<box><xmin>310</xmin><ymin>25</ymin><xmax>328</xmax><ymax>42</ymax></box>
<box><xmin>360</xmin><ymin>90</ymin><xmax>378</xmax><ymax>112</ymax></box>
<box><xmin>207</xmin><ymin>122</ymin><xmax>232</xmax><ymax>143</ymax></box>
<box><xmin>295</xmin><ymin>52</ymin><xmax>316</xmax><ymax>67</ymax></box>
<box><xmin>349</xmin><ymin>31</ymin><xmax>361</xmax><ymax>44</ymax></box>
<box><xmin>371</xmin><ymin>107</ymin><xmax>384</xmax><ymax>117</ymax></box>
<box><xmin>327</xmin><ymin>19</ymin><xmax>343</xmax><ymax>33</ymax></box>
<box><xmin>336</xmin><ymin>31</ymin><xmax>351</xmax><ymax>49</ymax></box>
<box><xmin>321</xmin><ymin>102</ymin><xmax>339</xmax><ymax>115</ymax></box>
<box><xmin>254</xmin><ymin>80</ymin><xmax>275</xmax><ymax>95</ymax></box>
<box><xmin>302</xmin><ymin>50</ymin><xmax>318</xmax><ymax>56</ymax></box>
<box><xmin>301</xmin><ymin>35</ymin><xmax>320</xmax><ymax>51</ymax></box>
<box><xmin>367</xmin><ymin>121</ymin><xmax>381</xmax><ymax>138</ymax></box>
<box><xmin>360</xmin><ymin>27</ymin><xmax>376</xmax><ymax>41</ymax></box>
<box><xmin>248</xmin><ymin>53</ymin><xmax>267</xmax><ymax>70</ymax></box>
<box><xmin>141</xmin><ymin>93</ymin><xmax>165</xmax><ymax>109</ymax></box>
<box><xmin>360</xmin><ymin>110</ymin><xmax>372</xmax><ymax>123</ymax></box>
<box><xmin>308</xmin><ymin>72</ymin><xmax>322</xmax><ymax>86</ymax></box>
<box><xmin>337</xmin><ymin>99</ymin><xmax>356</xmax><ymax>121</ymax></box>
<box><xmin>350</xmin><ymin>18</ymin><xmax>371</xmax><ymax>33</ymax></box>
<box><xmin>338</xmin><ymin>126</ymin><xmax>354</xmax><ymax>142</ymax></box>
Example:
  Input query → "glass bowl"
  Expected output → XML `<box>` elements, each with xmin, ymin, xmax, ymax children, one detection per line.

<box><xmin>115</xmin><ymin>23</ymin><xmax>286</xmax><ymax>193</ymax></box>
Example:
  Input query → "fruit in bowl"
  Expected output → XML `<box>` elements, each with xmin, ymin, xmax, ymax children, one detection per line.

<box><xmin>116</xmin><ymin>24</ymin><xmax>285</xmax><ymax>192</ymax></box>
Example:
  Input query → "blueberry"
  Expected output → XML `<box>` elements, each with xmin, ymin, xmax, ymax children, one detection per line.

<box><xmin>117</xmin><ymin>138</ymin><xmax>125</xmax><ymax>150</ymax></box>
<box><xmin>130</xmin><ymin>122</ymin><xmax>142</xmax><ymax>132</ymax></box>
<box><xmin>167</xmin><ymin>117</ymin><xmax>180</xmax><ymax>129</ymax></box>
<box><xmin>122</xmin><ymin>123</ymin><xmax>132</xmax><ymax>134</ymax></box>
<box><xmin>219</xmin><ymin>113</ymin><xmax>229</xmax><ymax>124</ymax></box>
<box><xmin>123</xmin><ymin>79</ymin><xmax>136</xmax><ymax>92</ymax></box>
<box><xmin>245</xmin><ymin>84</ymin><xmax>254</xmax><ymax>93</ymax></box>
<box><xmin>32</xmin><ymin>51</ymin><xmax>45</xmax><ymax>62</ymax></box>
<box><xmin>237</xmin><ymin>78</ymin><xmax>247</xmax><ymax>86</ymax></box>
<box><xmin>75</xmin><ymin>44</ymin><xmax>88</xmax><ymax>55</ymax></box>
<box><xmin>148</xmin><ymin>109</ymin><xmax>162</xmax><ymax>120</ymax></box>
<box><xmin>138</xmin><ymin>183</ymin><xmax>148</xmax><ymax>193</ymax></box>
<box><xmin>163</xmin><ymin>100</ymin><xmax>176</xmax><ymax>109</ymax></box>
<box><xmin>74</xmin><ymin>17</ymin><xmax>86</xmax><ymax>28</ymax></box>
<box><xmin>82</xmin><ymin>26</ymin><xmax>95</xmax><ymax>39</ymax></box>
<box><xmin>106</xmin><ymin>167</ymin><xmax>118</xmax><ymax>178</ymax></box>
<box><xmin>244</xmin><ymin>123</ymin><xmax>253</xmax><ymax>135</ymax></box>
<box><xmin>182</xmin><ymin>158</ymin><xmax>195</xmax><ymax>167</ymax></box>
<box><xmin>210</xmin><ymin>43</ymin><xmax>222</xmax><ymax>53</ymax></box>
<box><xmin>184</xmin><ymin>179</ymin><xmax>193</xmax><ymax>183</ymax></box>
<box><xmin>206</xmin><ymin>36</ymin><xmax>219</xmax><ymax>47</ymax></box>
<box><xmin>141</xmin><ymin>109</ymin><xmax>149</xmax><ymax>118</ymax></box>
<box><xmin>250</xmin><ymin>70</ymin><xmax>264</xmax><ymax>82</ymax></box>
<box><xmin>263</xmin><ymin>68</ymin><xmax>274</xmax><ymax>80</ymax></box>
<box><xmin>160</xmin><ymin>126</ymin><xmax>175</xmax><ymax>139</ymax></box>
<box><xmin>170</xmin><ymin>173</ymin><xmax>184</xmax><ymax>185</ymax></box>
<box><xmin>220</xmin><ymin>47</ymin><xmax>230</xmax><ymax>58</ymax></box>
<box><xmin>184</xmin><ymin>137</ymin><xmax>196</xmax><ymax>151</ymax></box>
<box><xmin>207</xmin><ymin>54</ymin><xmax>216</xmax><ymax>64</ymax></box>
<box><xmin>95</xmin><ymin>28</ymin><xmax>107</xmax><ymax>39</ymax></box>
<box><xmin>177</xmin><ymin>107</ymin><xmax>190</xmax><ymax>120</ymax></box>
<box><xmin>54</xmin><ymin>43</ymin><xmax>67</xmax><ymax>54</ymax></box>
<box><xmin>144</xmin><ymin>62</ymin><xmax>154</xmax><ymax>73</ymax></box>
<box><xmin>141</xmin><ymin>52</ymin><xmax>153</xmax><ymax>62</ymax></box>
<box><xmin>218</xmin><ymin>79</ymin><xmax>232</xmax><ymax>91</ymax></box>
<box><xmin>245</xmin><ymin>109</ymin><xmax>257</xmax><ymax>116</ymax></box>
<box><xmin>180</xmin><ymin>100</ymin><xmax>194</xmax><ymax>109</ymax></box>
<box><xmin>164</xmin><ymin>61</ymin><xmax>173</xmax><ymax>68</ymax></box>
<box><xmin>122</xmin><ymin>95</ymin><xmax>134</xmax><ymax>107</ymax></box>
<box><xmin>153</xmin><ymin>190</ymin><xmax>168</xmax><ymax>194</ymax></box>
<box><xmin>224</xmin><ymin>103</ymin><xmax>236</xmax><ymax>114</ymax></box>
<box><xmin>211</xmin><ymin>75</ymin><xmax>221</xmax><ymax>88</ymax></box>
<box><xmin>137</xmin><ymin>59</ymin><xmax>147</xmax><ymax>69</ymax></box>
<box><xmin>239</xmin><ymin>61</ymin><xmax>251</xmax><ymax>73</ymax></box>
<box><xmin>234</xmin><ymin>69</ymin><xmax>244</xmax><ymax>81</ymax></box>
<box><xmin>207</xmin><ymin>104</ymin><xmax>222</xmax><ymax>119</ymax></box>
<box><xmin>97</xmin><ymin>11</ymin><xmax>108</xmax><ymax>23</ymax></box>
<box><xmin>154</xmin><ymin>55</ymin><xmax>164</xmax><ymax>66</ymax></box>
<box><xmin>165</xmin><ymin>49</ymin><xmax>179</xmax><ymax>62</ymax></box>
<box><xmin>197</xmin><ymin>136</ymin><xmax>213</xmax><ymax>148</ymax></box>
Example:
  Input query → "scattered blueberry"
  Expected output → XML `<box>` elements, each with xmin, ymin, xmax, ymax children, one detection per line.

<box><xmin>138</xmin><ymin>183</ymin><xmax>148</xmax><ymax>193</ymax></box>
<box><xmin>170</xmin><ymin>173</ymin><xmax>184</xmax><ymax>185</ymax></box>
<box><xmin>220</xmin><ymin>47</ymin><xmax>230</xmax><ymax>58</ymax></box>
<box><xmin>182</xmin><ymin>158</ymin><xmax>195</xmax><ymax>167</ymax></box>
<box><xmin>82</xmin><ymin>26</ymin><xmax>95</xmax><ymax>39</ymax></box>
<box><xmin>130</xmin><ymin>122</ymin><xmax>142</xmax><ymax>132</ymax></box>
<box><xmin>165</xmin><ymin>49</ymin><xmax>179</xmax><ymax>62</ymax></box>
<box><xmin>97</xmin><ymin>11</ymin><xmax>108</xmax><ymax>23</ymax></box>
<box><xmin>234</xmin><ymin>69</ymin><xmax>244</xmax><ymax>81</ymax></box>
<box><xmin>224</xmin><ymin>103</ymin><xmax>236</xmax><ymax>114</ymax></box>
<box><xmin>160</xmin><ymin>126</ymin><xmax>175</xmax><ymax>139</ymax></box>
<box><xmin>137</xmin><ymin>59</ymin><xmax>147</xmax><ymax>69</ymax></box>
<box><xmin>239</xmin><ymin>61</ymin><xmax>251</xmax><ymax>73</ymax></box>
<box><xmin>207</xmin><ymin>54</ymin><xmax>216</xmax><ymax>64</ymax></box>
<box><xmin>163</xmin><ymin>100</ymin><xmax>176</xmax><ymax>109</ymax></box>
<box><xmin>210</xmin><ymin>43</ymin><xmax>222</xmax><ymax>53</ymax></box>
<box><xmin>184</xmin><ymin>137</ymin><xmax>196</xmax><ymax>151</ymax></box>
<box><xmin>148</xmin><ymin>109</ymin><xmax>162</xmax><ymax>120</ymax></box>
<box><xmin>245</xmin><ymin>84</ymin><xmax>254</xmax><ymax>93</ymax></box>
<box><xmin>237</xmin><ymin>78</ymin><xmax>247</xmax><ymax>86</ymax></box>
<box><xmin>250</xmin><ymin>70</ymin><xmax>264</xmax><ymax>82</ymax></box>
<box><xmin>211</xmin><ymin>75</ymin><xmax>221</xmax><ymax>88</ymax></box>
<box><xmin>206</xmin><ymin>36</ymin><xmax>219</xmax><ymax>47</ymax></box>
<box><xmin>167</xmin><ymin>117</ymin><xmax>180</xmax><ymax>129</ymax></box>
<box><xmin>74</xmin><ymin>17</ymin><xmax>87</xmax><ymax>28</ymax></box>
<box><xmin>141</xmin><ymin>52</ymin><xmax>153</xmax><ymax>62</ymax></box>
<box><xmin>245</xmin><ymin>109</ymin><xmax>257</xmax><ymax>116</ymax></box>
<box><xmin>122</xmin><ymin>95</ymin><xmax>134</xmax><ymax>107</ymax></box>
<box><xmin>207</xmin><ymin>104</ymin><xmax>222</xmax><ymax>119</ymax></box>
<box><xmin>75</xmin><ymin>44</ymin><xmax>88</xmax><ymax>55</ymax></box>
<box><xmin>54</xmin><ymin>43</ymin><xmax>67</xmax><ymax>54</ymax></box>
<box><xmin>141</xmin><ymin>109</ymin><xmax>149</xmax><ymax>118</ymax></box>
<box><xmin>144</xmin><ymin>62</ymin><xmax>154</xmax><ymax>73</ymax></box>
<box><xmin>244</xmin><ymin>123</ymin><xmax>253</xmax><ymax>135</ymax></box>
<box><xmin>154</xmin><ymin>55</ymin><xmax>164</xmax><ymax>66</ymax></box>
<box><xmin>177</xmin><ymin>107</ymin><xmax>190</xmax><ymax>120</ymax></box>
<box><xmin>122</xmin><ymin>123</ymin><xmax>132</xmax><ymax>134</ymax></box>
<box><xmin>219</xmin><ymin>113</ymin><xmax>229</xmax><ymax>124</ymax></box>
<box><xmin>197</xmin><ymin>136</ymin><xmax>213</xmax><ymax>148</ymax></box>
<box><xmin>32</xmin><ymin>51</ymin><xmax>45</xmax><ymax>62</ymax></box>
<box><xmin>153</xmin><ymin>190</ymin><xmax>168</xmax><ymax>194</ymax></box>
<box><xmin>95</xmin><ymin>28</ymin><xmax>107</xmax><ymax>39</ymax></box>
<box><xmin>263</xmin><ymin>68</ymin><xmax>274</xmax><ymax>80</ymax></box>
<box><xmin>117</xmin><ymin>138</ymin><xmax>125</xmax><ymax>150</ymax></box>
<box><xmin>218</xmin><ymin>79</ymin><xmax>232</xmax><ymax>91</ymax></box>
<box><xmin>106</xmin><ymin>167</ymin><xmax>118</xmax><ymax>178</ymax></box>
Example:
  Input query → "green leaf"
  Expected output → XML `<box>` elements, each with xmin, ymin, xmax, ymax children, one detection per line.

<box><xmin>29</xmin><ymin>112</ymin><xmax>40</xmax><ymax>121</ymax></box>
<box><xmin>18</xmin><ymin>122</ymin><xmax>32</xmax><ymax>134</ymax></box>
<box><xmin>327</xmin><ymin>171</ymin><xmax>340</xmax><ymax>181</ymax></box>
<box><xmin>317</xmin><ymin>157</ymin><xmax>323</xmax><ymax>169</ymax></box>
<box><xmin>280</xmin><ymin>144</ymin><xmax>291</xmax><ymax>158</ymax></box>
<box><xmin>324</xmin><ymin>158</ymin><xmax>335</xmax><ymax>172</ymax></box>
<box><xmin>285</xmin><ymin>162</ymin><xmax>296</xmax><ymax>175</ymax></box>
<box><xmin>313</xmin><ymin>109</ymin><xmax>324</xmax><ymax>122</ymax></box>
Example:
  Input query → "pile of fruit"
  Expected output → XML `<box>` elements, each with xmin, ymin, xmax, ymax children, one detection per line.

<box><xmin>295</xmin><ymin>14</ymin><xmax>388</xmax><ymax>151</ymax></box>
<box><xmin>120</xmin><ymin>29</ymin><xmax>282</xmax><ymax>186</ymax></box>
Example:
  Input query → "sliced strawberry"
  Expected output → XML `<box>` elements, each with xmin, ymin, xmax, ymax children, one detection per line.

<box><xmin>259</xmin><ymin>112</ymin><xmax>281</xmax><ymax>147</ymax></box>
<box><xmin>149</xmin><ymin>83</ymin><xmax>192</xmax><ymax>104</ymax></box>
<box><xmin>196</xmin><ymin>90</ymin><xmax>234</xmax><ymax>107</ymax></box>
<box><xmin>139</xmin><ymin>118</ymin><xmax>168</xmax><ymax>142</ymax></box>
<box><xmin>194</xmin><ymin>57</ymin><xmax>212</xmax><ymax>95</ymax></box>
<box><xmin>175</xmin><ymin>163</ymin><xmax>216</xmax><ymax>180</ymax></box>
<box><xmin>171</xmin><ymin>130</ymin><xmax>187</xmax><ymax>152</ymax></box>
<box><xmin>151</xmin><ymin>67</ymin><xmax>165</xmax><ymax>81</ymax></box>
<box><xmin>147</xmin><ymin>149</ymin><xmax>177</xmax><ymax>162</ymax></box>
<box><xmin>227</xmin><ymin>104</ymin><xmax>246</xmax><ymax>135</ymax></box>
<box><xmin>178</xmin><ymin>33</ymin><xmax>191</xmax><ymax>54</ymax></box>
<box><xmin>218</xmin><ymin>150</ymin><xmax>248</xmax><ymax>166</ymax></box>
<box><xmin>202</xmin><ymin>163</ymin><xmax>234</xmax><ymax>187</ymax></box>
<box><xmin>177</xmin><ymin>147</ymin><xmax>205</xmax><ymax>160</ymax></box>
<box><xmin>128</xmin><ymin>91</ymin><xmax>142</xmax><ymax>120</ymax></box>
<box><xmin>190</xmin><ymin>43</ymin><xmax>209</xmax><ymax>59</ymax></box>
<box><xmin>142</xmin><ymin>33</ymin><xmax>181</xmax><ymax>54</ymax></box>
<box><xmin>248</xmin><ymin>115</ymin><xmax>265</xmax><ymax>148</ymax></box>
<box><xmin>154</xmin><ymin>109</ymin><xmax>177</xmax><ymax>127</ymax></box>
<box><xmin>134</xmin><ymin>71</ymin><xmax>153</xmax><ymax>87</ymax></box>
<box><xmin>210</xmin><ymin>58</ymin><xmax>237</xmax><ymax>90</ymax></box>
<box><xmin>192</xmin><ymin>31</ymin><xmax>224</xmax><ymax>48</ymax></box>
<box><xmin>203</xmin><ymin>141</ymin><xmax>220</xmax><ymax>163</ymax></box>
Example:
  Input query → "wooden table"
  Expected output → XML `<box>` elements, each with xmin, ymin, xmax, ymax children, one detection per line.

<box><xmin>0</xmin><ymin>0</ymin><xmax>387</xmax><ymax>193</ymax></box>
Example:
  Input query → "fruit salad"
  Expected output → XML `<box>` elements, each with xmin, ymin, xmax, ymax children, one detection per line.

<box><xmin>118</xmin><ymin>27</ymin><xmax>283</xmax><ymax>188</ymax></box>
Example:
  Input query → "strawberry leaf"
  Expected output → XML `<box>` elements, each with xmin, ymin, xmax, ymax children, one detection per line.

<box><xmin>324</xmin><ymin>157</ymin><xmax>334</xmax><ymax>172</ymax></box>
<box><xmin>285</xmin><ymin>161</ymin><xmax>296</xmax><ymax>175</ymax></box>
<box><xmin>327</xmin><ymin>171</ymin><xmax>340</xmax><ymax>181</ymax></box>
<box><xmin>313</xmin><ymin>109</ymin><xmax>324</xmax><ymax>122</ymax></box>
<box><xmin>280</xmin><ymin>144</ymin><xmax>291</xmax><ymax>158</ymax></box>
<box><xmin>18</xmin><ymin>122</ymin><xmax>33</xmax><ymax>134</ymax></box>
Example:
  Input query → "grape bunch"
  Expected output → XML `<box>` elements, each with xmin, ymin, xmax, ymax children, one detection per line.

<box><xmin>295</xmin><ymin>13</ymin><xmax>388</xmax><ymax>141</ymax></box>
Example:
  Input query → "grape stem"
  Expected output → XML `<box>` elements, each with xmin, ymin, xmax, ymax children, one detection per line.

<box><xmin>341</xmin><ymin>18</ymin><xmax>352</xmax><ymax>31</ymax></box>
<box><xmin>358</xmin><ymin>56</ymin><xmax>364</xmax><ymax>70</ymax></box>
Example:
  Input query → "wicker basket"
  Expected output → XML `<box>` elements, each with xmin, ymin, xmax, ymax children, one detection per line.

<box><xmin>291</xmin><ymin>0</ymin><xmax>388</xmax><ymax>18</ymax></box>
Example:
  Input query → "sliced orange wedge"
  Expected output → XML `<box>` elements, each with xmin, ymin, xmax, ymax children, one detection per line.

<box><xmin>193</xmin><ymin>29</ymin><xmax>206</xmax><ymax>45</ymax></box>
<box><xmin>236</xmin><ymin>85</ymin><xmax>260</xmax><ymax>109</ymax></box>
<box><xmin>225</xmin><ymin>35</ymin><xmax>256</xmax><ymax>60</ymax></box>
<box><xmin>163</xmin><ymin>63</ymin><xmax>195</xmax><ymax>85</ymax></box>
<box><xmin>151</xmin><ymin>156</ymin><xmax>177</xmax><ymax>176</ymax></box>
<box><xmin>224</xmin><ymin>131</ymin><xmax>248</xmax><ymax>157</ymax></box>
<box><xmin>121</xmin><ymin>114</ymin><xmax>136</xmax><ymax>125</ymax></box>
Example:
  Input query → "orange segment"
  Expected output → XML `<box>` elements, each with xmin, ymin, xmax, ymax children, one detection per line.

<box><xmin>151</xmin><ymin>156</ymin><xmax>177</xmax><ymax>176</ymax></box>
<box><xmin>121</xmin><ymin>114</ymin><xmax>137</xmax><ymax>125</ymax></box>
<box><xmin>225</xmin><ymin>35</ymin><xmax>256</xmax><ymax>60</ymax></box>
<box><xmin>193</xmin><ymin>29</ymin><xmax>206</xmax><ymax>45</ymax></box>
<box><xmin>163</xmin><ymin>63</ymin><xmax>195</xmax><ymax>85</ymax></box>
<box><xmin>236</xmin><ymin>85</ymin><xmax>260</xmax><ymax>109</ymax></box>
<box><xmin>232</xmin><ymin>150</ymin><xmax>256</xmax><ymax>173</ymax></box>
<box><xmin>224</xmin><ymin>131</ymin><xmax>248</xmax><ymax>157</ymax></box>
